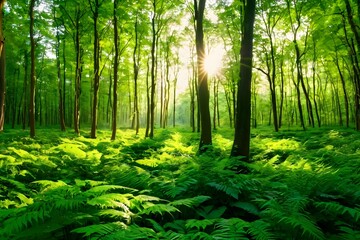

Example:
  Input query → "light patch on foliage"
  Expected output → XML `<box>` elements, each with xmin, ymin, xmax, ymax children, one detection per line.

<box><xmin>265</xmin><ymin>138</ymin><xmax>301</xmax><ymax>151</ymax></box>
<box><xmin>86</xmin><ymin>150</ymin><xmax>102</xmax><ymax>165</ymax></box>
<box><xmin>136</xmin><ymin>157</ymin><xmax>161</xmax><ymax>167</ymax></box>
<box><xmin>55</xmin><ymin>143</ymin><xmax>87</xmax><ymax>159</ymax></box>
<box><xmin>8</xmin><ymin>147</ymin><xmax>37</xmax><ymax>160</ymax></box>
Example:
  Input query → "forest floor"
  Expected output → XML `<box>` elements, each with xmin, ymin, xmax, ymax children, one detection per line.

<box><xmin>0</xmin><ymin>126</ymin><xmax>359</xmax><ymax>239</ymax></box>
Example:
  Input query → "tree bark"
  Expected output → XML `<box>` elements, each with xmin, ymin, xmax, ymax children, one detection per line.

<box><xmin>149</xmin><ymin>0</ymin><xmax>157</xmax><ymax>138</ymax></box>
<box><xmin>194</xmin><ymin>0</ymin><xmax>212</xmax><ymax>150</ymax></box>
<box><xmin>0</xmin><ymin>0</ymin><xmax>5</xmax><ymax>131</ymax></box>
<box><xmin>133</xmin><ymin>16</ymin><xmax>140</xmax><ymax>135</ymax></box>
<box><xmin>111</xmin><ymin>0</ymin><xmax>119</xmax><ymax>140</ymax></box>
<box><xmin>231</xmin><ymin>0</ymin><xmax>256</xmax><ymax>160</ymax></box>
<box><xmin>29</xmin><ymin>0</ymin><xmax>36</xmax><ymax>138</ymax></box>
<box><xmin>90</xmin><ymin>0</ymin><xmax>100</xmax><ymax>139</ymax></box>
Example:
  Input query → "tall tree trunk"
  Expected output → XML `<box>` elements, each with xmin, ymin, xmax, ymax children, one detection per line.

<box><xmin>344</xmin><ymin>0</ymin><xmax>360</xmax><ymax>129</ymax></box>
<box><xmin>279</xmin><ymin>52</ymin><xmax>284</xmax><ymax>128</ymax></box>
<box><xmin>145</xmin><ymin>58</ymin><xmax>150</xmax><ymax>137</ymax></box>
<box><xmin>74</xmin><ymin>6</ymin><xmax>82</xmax><ymax>135</ymax></box>
<box><xmin>111</xmin><ymin>0</ymin><xmax>119</xmax><ymax>140</ymax></box>
<box><xmin>0</xmin><ymin>0</ymin><xmax>5</xmax><ymax>131</ymax></box>
<box><xmin>194</xmin><ymin>0</ymin><xmax>212</xmax><ymax>150</ymax></box>
<box><xmin>149</xmin><ymin>0</ymin><xmax>157</xmax><ymax>138</ymax></box>
<box><xmin>312</xmin><ymin>41</ymin><xmax>321</xmax><ymax>127</ymax></box>
<box><xmin>55</xmin><ymin>22</ymin><xmax>66</xmax><ymax>131</ymax></box>
<box><xmin>90</xmin><ymin>0</ymin><xmax>100</xmax><ymax>139</ymax></box>
<box><xmin>29</xmin><ymin>0</ymin><xmax>36</xmax><ymax>138</ymax></box>
<box><xmin>335</xmin><ymin>57</ymin><xmax>349</xmax><ymax>127</ymax></box>
<box><xmin>133</xmin><ymin>16</ymin><xmax>140</xmax><ymax>134</ymax></box>
<box><xmin>231</xmin><ymin>0</ymin><xmax>256</xmax><ymax>161</ymax></box>
<box><xmin>173</xmin><ymin>70</ymin><xmax>177</xmax><ymax>128</ymax></box>
<box><xmin>62</xmin><ymin>37</ymin><xmax>67</xmax><ymax>126</ymax></box>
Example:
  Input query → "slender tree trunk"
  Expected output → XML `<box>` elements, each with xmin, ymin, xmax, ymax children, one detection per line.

<box><xmin>74</xmin><ymin>6</ymin><xmax>82</xmax><ymax>135</ymax></box>
<box><xmin>0</xmin><ymin>1</ymin><xmax>5</xmax><ymax>131</ymax></box>
<box><xmin>231</xmin><ymin>0</ymin><xmax>256</xmax><ymax>160</ymax></box>
<box><xmin>213</xmin><ymin>78</ymin><xmax>217</xmax><ymax>130</ymax></box>
<box><xmin>133</xmin><ymin>16</ymin><xmax>140</xmax><ymax>135</ymax></box>
<box><xmin>344</xmin><ymin>0</ymin><xmax>360</xmax><ymax>129</ymax></box>
<box><xmin>279</xmin><ymin>54</ymin><xmax>284</xmax><ymax>128</ymax></box>
<box><xmin>145</xmin><ymin>58</ymin><xmax>150</xmax><ymax>137</ymax></box>
<box><xmin>149</xmin><ymin>0</ymin><xmax>157</xmax><ymax>138</ymax></box>
<box><xmin>22</xmin><ymin>52</ymin><xmax>28</xmax><ymax>130</ymax></box>
<box><xmin>29</xmin><ymin>0</ymin><xmax>36</xmax><ymax>138</ymax></box>
<box><xmin>111</xmin><ymin>0</ymin><xmax>119</xmax><ymax>140</ymax></box>
<box><xmin>194</xmin><ymin>0</ymin><xmax>212</xmax><ymax>150</ymax></box>
<box><xmin>90</xmin><ymin>0</ymin><xmax>100</xmax><ymax>139</ymax></box>
<box><xmin>335</xmin><ymin>58</ymin><xmax>349</xmax><ymax>127</ymax></box>
<box><xmin>173</xmin><ymin>71</ymin><xmax>177</xmax><ymax>128</ymax></box>
<box><xmin>312</xmin><ymin>42</ymin><xmax>321</xmax><ymax>127</ymax></box>
<box><xmin>55</xmin><ymin>23</ymin><xmax>66</xmax><ymax>131</ymax></box>
<box><xmin>62</xmin><ymin>37</ymin><xmax>67</xmax><ymax>126</ymax></box>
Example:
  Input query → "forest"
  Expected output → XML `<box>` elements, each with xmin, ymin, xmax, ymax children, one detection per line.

<box><xmin>0</xmin><ymin>0</ymin><xmax>360</xmax><ymax>239</ymax></box>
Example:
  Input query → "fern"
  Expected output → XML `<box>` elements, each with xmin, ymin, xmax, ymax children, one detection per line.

<box><xmin>140</xmin><ymin>203</ymin><xmax>180</xmax><ymax>216</ymax></box>
<box><xmin>315</xmin><ymin>201</ymin><xmax>360</xmax><ymax>222</ymax></box>
<box><xmin>247</xmin><ymin>220</ymin><xmax>274</xmax><ymax>240</ymax></box>
<box><xmin>207</xmin><ymin>181</ymin><xmax>239</xmax><ymax>199</ymax></box>
<box><xmin>197</xmin><ymin>205</ymin><xmax>227</xmax><ymax>219</ymax></box>
<box><xmin>71</xmin><ymin>221</ymin><xmax>127</xmax><ymax>238</ymax></box>
<box><xmin>87</xmin><ymin>193</ymin><xmax>133</xmax><ymax>210</ymax></box>
<box><xmin>85</xmin><ymin>184</ymin><xmax>136</xmax><ymax>196</ymax></box>
<box><xmin>170</xmin><ymin>195</ymin><xmax>211</xmax><ymax>208</ymax></box>
<box><xmin>231</xmin><ymin>201</ymin><xmax>260</xmax><ymax>216</ymax></box>
<box><xmin>212</xmin><ymin>218</ymin><xmax>249</xmax><ymax>239</ymax></box>
<box><xmin>185</xmin><ymin>218</ymin><xmax>218</xmax><ymax>230</ymax></box>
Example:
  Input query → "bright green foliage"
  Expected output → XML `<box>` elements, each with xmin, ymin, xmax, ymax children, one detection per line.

<box><xmin>0</xmin><ymin>127</ymin><xmax>360</xmax><ymax>239</ymax></box>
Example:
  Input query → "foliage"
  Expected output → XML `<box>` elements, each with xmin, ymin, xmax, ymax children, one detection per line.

<box><xmin>0</xmin><ymin>127</ymin><xmax>360</xmax><ymax>239</ymax></box>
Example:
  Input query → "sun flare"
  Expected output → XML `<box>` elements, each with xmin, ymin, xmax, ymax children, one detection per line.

<box><xmin>203</xmin><ymin>47</ymin><xmax>224</xmax><ymax>76</ymax></box>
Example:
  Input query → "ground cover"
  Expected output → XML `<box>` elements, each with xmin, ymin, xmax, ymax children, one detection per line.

<box><xmin>0</xmin><ymin>127</ymin><xmax>359</xmax><ymax>239</ymax></box>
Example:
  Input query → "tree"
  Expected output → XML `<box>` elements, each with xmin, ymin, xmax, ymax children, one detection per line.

<box><xmin>194</xmin><ymin>0</ymin><xmax>212</xmax><ymax>150</ymax></box>
<box><xmin>89</xmin><ymin>0</ymin><xmax>101</xmax><ymax>139</ymax></box>
<box><xmin>231</xmin><ymin>0</ymin><xmax>256</xmax><ymax>160</ymax></box>
<box><xmin>0</xmin><ymin>0</ymin><xmax>5</xmax><ymax>132</ymax></box>
<box><xmin>54</xmin><ymin>8</ymin><xmax>66</xmax><ymax>132</ymax></box>
<box><xmin>29</xmin><ymin>0</ymin><xmax>36</xmax><ymax>138</ymax></box>
<box><xmin>111</xmin><ymin>0</ymin><xmax>119</xmax><ymax>140</ymax></box>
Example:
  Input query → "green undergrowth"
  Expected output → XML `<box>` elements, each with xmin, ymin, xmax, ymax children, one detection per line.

<box><xmin>0</xmin><ymin>126</ymin><xmax>359</xmax><ymax>239</ymax></box>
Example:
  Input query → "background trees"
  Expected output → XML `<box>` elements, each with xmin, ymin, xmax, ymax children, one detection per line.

<box><xmin>1</xmin><ymin>0</ymin><xmax>360</xmax><ymax>147</ymax></box>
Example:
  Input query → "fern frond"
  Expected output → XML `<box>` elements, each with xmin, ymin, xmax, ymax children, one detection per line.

<box><xmin>231</xmin><ymin>201</ymin><xmax>260</xmax><ymax>216</ymax></box>
<box><xmin>0</xmin><ymin>176</ymin><xmax>28</xmax><ymax>192</ymax></box>
<box><xmin>197</xmin><ymin>205</ymin><xmax>227</xmax><ymax>219</ymax></box>
<box><xmin>212</xmin><ymin>218</ymin><xmax>249</xmax><ymax>239</ymax></box>
<box><xmin>85</xmin><ymin>185</ymin><xmax>137</xmax><ymax>196</ymax></box>
<box><xmin>170</xmin><ymin>195</ymin><xmax>211</xmax><ymax>208</ymax></box>
<box><xmin>98</xmin><ymin>209</ymin><xmax>132</xmax><ymax>221</ymax></box>
<box><xmin>279</xmin><ymin>212</ymin><xmax>324</xmax><ymax>240</ymax></box>
<box><xmin>163</xmin><ymin>220</ymin><xmax>187</xmax><ymax>233</ymax></box>
<box><xmin>71</xmin><ymin>221</ymin><xmax>127</xmax><ymax>238</ymax></box>
<box><xmin>132</xmin><ymin>194</ymin><xmax>162</xmax><ymax>202</ymax></box>
<box><xmin>207</xmin><ymin>181</ymin><xmax>239</xmax><ymax>199</ymax></box>
<box><xmin>185</xmin><ymin>218</ymin><xmax>218</xmax><ymax>230</ymax></box>
<box><xmin>2</xmin><ymin>207</ymin><xmax>49</xmax><ymax>235</ymax></box>
<box><xmin>315</xmin><ymin>201</ymin><xmax>360</xmax><ymax>222</ymax></box>
<box><xmin>338</xmin><ymin>224</ymin><xmax>360</xmax><ymax>240</ymax></box>
<box><xmin>32</xmin><ymin>180</ymin><xmax>67</xmax><ymax>192</ymax></box>
<box><xmin>87</xmin><ymin>193</ymin><xmax>133</xmax><ymax>210</ymax></box>
<box><xmin>140</xmin><ymin>204</ymin><xmax>180</xmax><ymax>216</ymax></box>
<box><xmin>247</xmin><ymin>220</ymin><xmax>274</xmax><ymax>240</ymax></box>
<box><xmin>147</xmin><ymin>218</ymin><xmax>165</xmax><ymax>232</ymax></box>
<box><xmin>54</xmin><ymin>198</ymin><xmax>85</xmax><ymax>211</ymax></box>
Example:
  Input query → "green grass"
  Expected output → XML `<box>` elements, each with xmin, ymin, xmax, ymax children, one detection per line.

<box><xmin>0</xmin><ymin>126</ymin><xmax>359</xmax><ymax>239</ymax></box>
